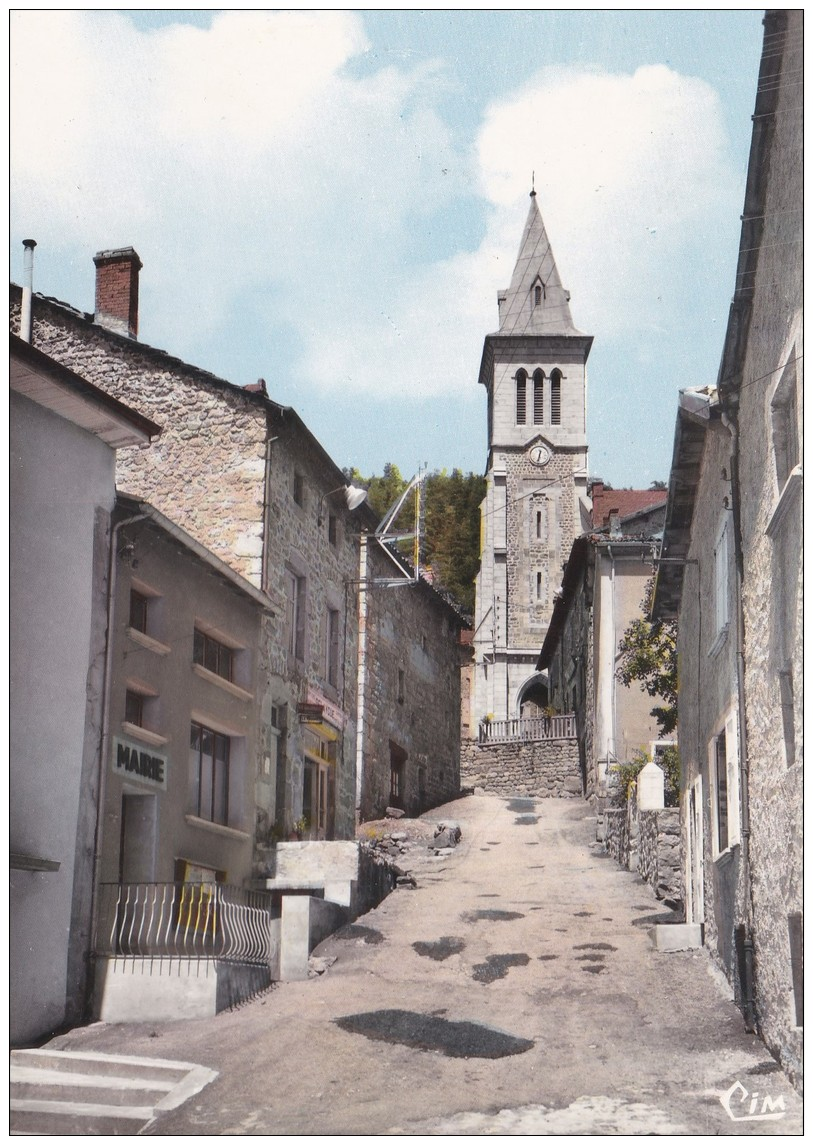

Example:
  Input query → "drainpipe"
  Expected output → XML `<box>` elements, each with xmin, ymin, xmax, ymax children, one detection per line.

<box><xmin>20</xmin><ymin>239</ymin><xmax>37</xmax><ymax>343</ymax></box>
<box><xmin>87</xmin><ymin>511</ymin><xmax>149</xmax><ymax>990</ymax></box>
<box><xmin>722</xmin><ymin>410</ymin><xmax>757</xmax><ymax>1033</ymax></box>
<box><xmin>354</xmin><ymin>532</ymin><xmax>370</xmax><ymax>824</ymax></box>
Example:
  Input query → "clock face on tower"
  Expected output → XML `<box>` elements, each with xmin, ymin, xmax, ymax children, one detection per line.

<box><xmin>529</xmin><ymin>443</ymin><xmax>552</xmax><ymax>467</ymax></box>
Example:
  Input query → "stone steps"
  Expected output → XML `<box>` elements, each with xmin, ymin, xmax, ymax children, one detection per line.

<box><xmin>10</xmin><ymin>1048</ymin><xmax>217</xmax><ymax>1135</ymax></box>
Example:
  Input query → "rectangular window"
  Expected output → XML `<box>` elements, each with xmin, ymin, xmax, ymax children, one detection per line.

<box><xmin>536</xmin><ymin>571</ymin><xmax>542</xmax><ymax>601</ymax></box>
<box><xmin>772</xmin><ymin>353</ymin><xmax>800</xmax><ymax>486</ymax></box>
<box><xmin>193</xmin><ymin>627</ymin><xmax>234</xmax><ymax>682</ymax></box>
<box><xmin>129</xmin><ymin>589</ymin><xmax>149</xmax><ymax>634</ymax></box>
<box><xmin>326</xmin><ymin>606</ymin><xmax>340</xmax><ymax>688</ymax></box>
<box><xmin>397</xmin><ymin>667</ymin><xmax>406</xmax><ymax>704</ymax></box>
<box><xmin>788</xmin><ymin>913</ymin><xmax>803</xmax><ymax>1027</ymax></box>
<box><xmin>779</xmin><ymin>669</ymin><xmax>796</xmax><ymax>767</ymax></box>
<box><xmin>286</xmin><ymin>569</ymin><xmax>306</xmax><ymax>661</ymax></box>
<box><xmin>714</xmin><ymin>519</ymin><xmax>730</xmax><ymax>639</ymax></box>
<box><xmin>293</xmin><ymin>471</ymin><xmax>305</xmax><ymax>507</ymax></box>
<box><xmin>389</xmin><ymin>741</ymin><xmax>407</xmax><ymax>808</ymax></box>
<box><xmin>714</xmin><ymin>731</ymin><xmax>728</xmax><ymax>852</ymax></box>
<box><xmin>190</xmin><ymin>722</ymin><xmax>230</xmax><ymax>826</ymax></box>
<box><xmin>710</xmin><ymin>713</ymin><xmax>740</xmax><ymax>857</ymax></box>
<box><xmin>328</xmin><ymin>513</ymin><xmax>338</xmax><ymax>547</ymax></box>
<box><xmin>125</xmin><ymin>689</ymin><xmax>144</xmax><ymax>728</ymax></box>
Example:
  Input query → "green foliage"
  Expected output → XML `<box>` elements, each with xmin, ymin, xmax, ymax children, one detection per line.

<box><xmin>346</xmin><ymin>465</ymin><xmax>486</xmax><ymax>612</ymax></box>
<box><xmin>614</xmin><ymin>746</ymin><xmax>680</xmax><ymax>808</ymax></box>
<box><xmin>615</xmin><ymin>576</ymin><xmax>678</xmax><ymax>736</ymax></box>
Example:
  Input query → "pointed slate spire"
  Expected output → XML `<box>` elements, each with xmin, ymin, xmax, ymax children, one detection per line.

<box><xmin>498</xmin><ymin>190</ymin><xmax>579</xmax><ymax>335</ymax></box>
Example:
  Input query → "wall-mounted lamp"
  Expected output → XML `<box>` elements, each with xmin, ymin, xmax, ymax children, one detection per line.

<box><xmin>318</xmin><ymin>484</ymin><xmax>368</xmax><ymax>525</ymax></box>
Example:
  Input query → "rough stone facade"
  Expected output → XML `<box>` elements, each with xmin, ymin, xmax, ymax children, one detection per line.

<box><xmin>461</xmin><ymin>738</ymin><xmax>581</xmax><ymax>799</ymax></box>
<box><xmin>357</xmin><ymin>540</ymin><xmax>464</xmax><ymax>822</ymax></box>
<box><xmin>604</xmin><ymin>790</ymin><xmax>681</xmax><ymax>906</ymax></box>
<box><xmin>653</xmin><ymin>12</ymin><xmax>802</xmax><ymax>1087</ymax></box>
<box><xmin>13</xmin><ymin>289</ymin><xmax>364</xmax><ymax>848</ymax></box>
<box><xmin>717</xmin><ymin>9</ymin><xmax>803</xmax><ymax>1085</ymax></box>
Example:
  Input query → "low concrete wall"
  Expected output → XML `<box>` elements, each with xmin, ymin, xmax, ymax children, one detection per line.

<box><xmin>461</xmin><ymin>737</ymin><xmax>582</xmax><ymax>798</ymax></box>
<box><xmin>94</xmin><ymin>957</ymin><xmax>218</xmax><ymax>1023</ymax></box>
<box><xmin>280</xmin><ymin>895</ymin><xmax>347</xmax><ymax>981</ymax></box>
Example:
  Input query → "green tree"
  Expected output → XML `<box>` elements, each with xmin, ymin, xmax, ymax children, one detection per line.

<box><xmin>615</xmin><ymin>576</ymin><xmax>677</xmax><ymax>736</ymax></box>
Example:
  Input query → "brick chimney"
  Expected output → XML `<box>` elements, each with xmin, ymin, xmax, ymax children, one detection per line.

<box><xmin>93</xmin><ymin>247</ymin><xmax>142</xmax><ymax>339</ymax></box>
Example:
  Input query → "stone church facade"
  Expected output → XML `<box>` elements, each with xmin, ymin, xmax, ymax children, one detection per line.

<box><xmin>472</xmin><ymin>191</ymin><xmax>592</xmax><ymax>728</ymax></box>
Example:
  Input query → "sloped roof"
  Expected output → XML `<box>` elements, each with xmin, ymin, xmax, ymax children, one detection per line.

<box><xmin>591</xmin><ymin>486</ymin><xmax>667</xmax><ymax>529</ymax></box>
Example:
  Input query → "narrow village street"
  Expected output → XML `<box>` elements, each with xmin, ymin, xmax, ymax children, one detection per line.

<box><xmin>18</xmin><ymin>795</ymin><xmax>802</xmax><ymax>1136</ymax></box>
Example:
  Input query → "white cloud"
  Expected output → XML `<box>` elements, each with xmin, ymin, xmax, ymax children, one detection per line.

<box><xmin>11</xmin><ymin>14</ymin><xmax>738</xmax><ymax>405</ymax></box>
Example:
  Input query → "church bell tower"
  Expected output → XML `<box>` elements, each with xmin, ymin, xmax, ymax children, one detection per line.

<box><xmin>472</xmin><ymin>189</ymin><xmax>592</xmax><ymax>725</ymax></box>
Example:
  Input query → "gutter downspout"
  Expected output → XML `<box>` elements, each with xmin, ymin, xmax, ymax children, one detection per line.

<box><xmin>21</xmin><ymin>239</ymin><xmax>37</xmax><ymax>343</ymax></box>
<box><xmin>87</xmin><ymin>511</ymin><xmax>149</xmax><ymax>986</ymax></box>
<box><xmin>722</xmin><ymin>410</ymin><xmax>757</xmax><ymax>1033</ymax></box>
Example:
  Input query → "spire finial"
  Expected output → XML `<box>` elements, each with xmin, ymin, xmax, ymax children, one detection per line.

<box><xmin>530</xmin><ymin>171</ymin><xmax>536</xmax><ymax>198</ymax></box>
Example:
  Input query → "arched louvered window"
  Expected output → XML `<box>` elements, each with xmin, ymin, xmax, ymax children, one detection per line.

<box><xmin>532</xmin><ymin>369</ymin><xmax>544</xmax><ymax>424</ymax></box>
<box><xmin>550</xmin><ymin>368</ymin><xmax>562</xmax><ymax>425</ymax></box>
<box><xmin>515</xmin><ymin>370</ymin><xmax>527</xmax><ymax>425</ymax></box>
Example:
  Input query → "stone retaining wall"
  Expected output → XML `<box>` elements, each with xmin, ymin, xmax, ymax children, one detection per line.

<box><xmin>461</xmin><ymin>737</ymin><xmax>582</xmax><ymax>798</ymax></box>
<box><xmin>638</xmin><ymin>808</ymin><xmax>682</xmax><ymax>903</ymax></box>
<box><xmin>604</xmin><ymin>790</ymin><xmax>681</xmax><ymax>904</ymax></box>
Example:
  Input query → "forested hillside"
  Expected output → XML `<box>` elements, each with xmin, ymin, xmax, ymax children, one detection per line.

<box><xmin>345</xmin><ymin>465</ymin><xmax>486</xmax><ymax>613</ymax></box>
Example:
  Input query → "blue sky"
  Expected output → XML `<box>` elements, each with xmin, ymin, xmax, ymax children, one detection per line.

<box><xmin>10</xmin><ymin>9</ymin><xmax>765</xmax><ymax>487</ymax></box>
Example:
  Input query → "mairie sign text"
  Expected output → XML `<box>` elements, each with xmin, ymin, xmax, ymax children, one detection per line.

<box><xmin>113</xmin><ymin>736</ymin><xmax>167</xmax><ymax>790</ymax></box>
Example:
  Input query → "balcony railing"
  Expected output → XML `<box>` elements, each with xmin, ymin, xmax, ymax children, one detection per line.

<box><xmin>478</xmin><ymin>713</ymin><xmax>577</xmax><ymax>744</ymax></box>
<box><xmin>95</xmin><ymin>882</ymin><xmax>274</xmax><ymax>968</ymax></box>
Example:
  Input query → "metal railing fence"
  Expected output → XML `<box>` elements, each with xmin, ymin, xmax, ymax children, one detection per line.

<box><xmin>478</xmin><ymin>714</ymin><xmax>577</xmax><ymax>744</ymax></box>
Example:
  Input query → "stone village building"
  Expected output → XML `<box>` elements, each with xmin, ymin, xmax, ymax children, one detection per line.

<box><xmin>653</xmin><ymin>9</ymin><xmax>802</xmax><ymax>1087</ymax></box>
<box><xmin>10</xmin><ymin>336</ymin><xmax>160</xmax><ymax>1046</ymax></box>
<box><xmin>10</xmin><ymin>246</ymin><xmax>464</xmax><ymax>1037</ymax></box>
<box><xmin>539</xmin><ymin>491</ymin><xmax>670</xmax><ymax>808</ymax></box>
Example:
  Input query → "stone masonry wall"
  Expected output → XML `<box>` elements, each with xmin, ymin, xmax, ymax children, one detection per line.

<box><xmin>462</xmin><ymin>737</ymin><xmax>581</xmax><ymax>798</ymax></box>
<box><xmin>358</xmin><ymin>541</ymin><xmax>463</xmax><ymax>823</ymax></box>
<box><xmin>638</xmin><ymin>808</ymin><xmax>682</xmax><ymax>904</ymax></box>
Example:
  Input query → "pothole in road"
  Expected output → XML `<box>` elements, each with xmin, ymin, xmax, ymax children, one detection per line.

<box><xmin>576</xmin><ymin>953</ymin><xmax>607</xmax><ymax>962</ymax></box>
<box><xmin>487</xmin><ymin>841</ymin><xmax>501</xmax><ymax>845</ymax></box>
<box><xmin>507</xmin><ymin>798</ymin><xmax>536</xmax><ymax>812</ymax></box>
<box><xmin>472</xmin><ymin>953</ymin><xmax>531</xmax><ymax>984</ymax></box>
<box><xmin>333</xmin><ymin>924</ymin><xmax>384</xmax><ymax>944</ymax></box>
<box><xmin>412</xmin><ymin>936</ymin><xmax>466</xmax><ymax>961</ymax></box>
<box><xmin>582</xmin><ymin>964</ymin><xmax>607</xmax><ymax>974</ymax></box>
<box><xmin>575</xmin><ymin>942</ymin><xmax>617</xmax><ymax>951</ymax></box>
<box><xmin>334</xmin><ymin>1009</ymin><xmax>534</xmax><ymax>1059</ymax></box>
<box><xmin>574</xmin><ymin>911</ymin><xmax>593</xmax><ymax>918</ymax></box>
<box><xmin>462</xmin><ymin>909</ymin><xmax>525</xmax><ymax>923</ymax></box>
<box><xmin>514</xmin><ymin>815</ymin><xmax>539</xmax><ymax>825</ymax></box>
<box><xmin>538</xmin><ymin>953</ymin><xmax>559</xmax><ymax>961</ymax></box>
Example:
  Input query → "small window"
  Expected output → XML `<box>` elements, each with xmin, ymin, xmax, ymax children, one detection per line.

<box><xmin>326</xmin><ymin>606</ymin><xmax>340</xmax><ymax>688</ymax></box>
<box><xmin>397</xmin><ymin>667</ymin><xmax>406</xmax><ymax>705</ymax></box>
<box><xmin>389</xmin><ymin>741</ymin><xmax>407</xmax><ymax>808</ymax></box>
<box><xmin>771</xmin><ymin>351</ymin><xmax>800</xmax><ymax>487</ymax></box>
<box><xmin>129</xmin><ymin>589</ymin><xmax>149</xmax><ymax>634</ymax></box>
<box><xmin>710</xmin><ymin>713</ymin><xmax>740</xmax><ymax>857</ymax></box>
<box><xmin>532</xmin><ymin>370</ymin><xmax>544</xmax><ymax>424</ymax></box>
<box><xmin>714</xmin><ymin>519</ymin><xmax>730</xmax><ymax>640</ymax></box>
<box><xmin>550</xmin><ymin>369</ymin><xmax>562</xmax><ymax>425</ymax></box>
<box><xmin>779</xmin><ymin>668</ymin><xmax>796</xmax><ymax>767</ymax></box>
<box><xmin>536</xmin><ymin>571</ymin><xmax>542</xmax><ymax>601</ymax></box>
<box><xmin>125</xmin><ymin>689</ymin><xmax>144</xmax><ymax>728</ymax></box>
<box><xmin>190</xmin><ymin>722</ymin><xmax>231</xmax><ymax>827</ymax></box>
<box><xmin>286</xmin><ymin>569</ymin><xmax>307</xmax><ymax>661</ymax></box>
<box><xmin>293</xmin><ymin>471</ymin><xmax>305</xmax><ymax>507</ymax></box>
<box><xmin>515</xmin><ymin>370</ymin><xmax>527</xmax><ymax>425</ymax></box>
<box><xmin>328</xmin><ymin>514</ymin><xmax>338</xmax><ymax>547</ymax></box>
<box><xmin>788</xmin><ymin>913</ymin><xmax>803</xmax><ymax>1027</ymax></box>
<box><xmin>534</xmin><ymin>284</ymin><xmax>542</xmax><ymax>306</ymax></box>
<box><xmin>194</xmin><ymin>627</ymin><xmax>234</xmax><ymax>682</ymax></box>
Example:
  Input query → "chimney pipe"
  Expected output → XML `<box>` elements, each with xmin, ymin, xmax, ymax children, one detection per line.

<box><xmin>21</xmin><ymin>239</ymin><xmax>37</xmax><ymax>343</ymax></box>
<box><xmin>93</xmin><ymin>247</ymin><xmax>142</xmax><ymax>339</ymax></box>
